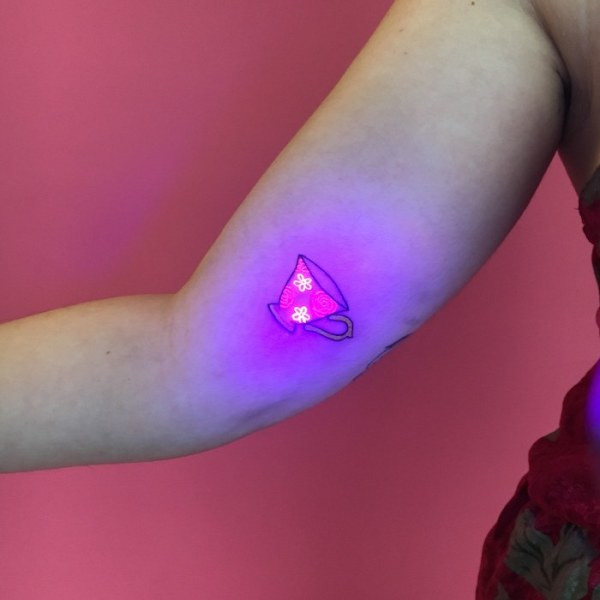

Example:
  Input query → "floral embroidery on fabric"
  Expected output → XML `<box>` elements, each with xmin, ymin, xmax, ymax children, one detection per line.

<box><xmin>499</xmin><ymin>509</ymin><xmax>600</xmax><ymax>599</ymax></box>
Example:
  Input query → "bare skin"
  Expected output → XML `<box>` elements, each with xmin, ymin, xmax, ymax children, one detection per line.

<box><xmin>530</xmin><ymin>0</ymin><xmax>600</xmax><ymax>194</ymax></box>
<box><xmin>0</xmin><ymin>0</ymin><xmax>592</xmax><ymax>472</ymax></box>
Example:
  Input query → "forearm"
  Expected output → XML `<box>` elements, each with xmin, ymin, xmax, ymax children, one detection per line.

<box><xmin>0</xmin><ymin>294</ymin><xmax>183</xmax><ymax>472</ymax></box>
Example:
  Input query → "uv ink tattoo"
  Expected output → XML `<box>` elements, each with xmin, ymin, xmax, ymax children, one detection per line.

<box><xmin>268</xmin><ymin>254</ymin><xmax>354</xmax><ymax>341</ymax></box>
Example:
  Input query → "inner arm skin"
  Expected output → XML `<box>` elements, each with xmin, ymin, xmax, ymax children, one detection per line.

<box><xmin>168</xmin><ymin>1</ymin><xmax>565</xmax><ymax>451</ymax></box>
<box><xmin>0</xmin><ymin>0</ymin><xmax>566</xmax><ymax>472</ymax></box>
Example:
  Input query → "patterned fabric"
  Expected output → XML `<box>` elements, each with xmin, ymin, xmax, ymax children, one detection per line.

<box><xmin>476</xmin><ymin>166</ymin><xmax>600</xmax><ymax>600</ymax></box>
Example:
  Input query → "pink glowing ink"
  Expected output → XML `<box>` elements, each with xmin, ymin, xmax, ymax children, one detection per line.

<box><xmin>268</xmin><ymin>255</ymin><xmax>354</xmax><ymax>341</ymax></box>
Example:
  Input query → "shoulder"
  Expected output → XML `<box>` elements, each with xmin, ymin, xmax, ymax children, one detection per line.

<box><xmin>530</xmin><ymin>0</ymin><xmax>600</xmax><ymax>193</ymax></box>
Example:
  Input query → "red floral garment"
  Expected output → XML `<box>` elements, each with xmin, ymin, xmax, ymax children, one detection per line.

<box><xmin>476</xmin><ymin>167</ymin><xmax>600</xmax><ymax>600</ymax></box>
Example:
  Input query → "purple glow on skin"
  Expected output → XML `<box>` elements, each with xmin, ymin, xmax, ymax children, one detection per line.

<box><xmin>586</xmin><ymin>362</ymin><xmax>600</xmax><ymax>494</ymax></box>
<box><xmin>587</xmin><ymin>363</ymin><xmax>600</xmax><ymax>440</ymax></box>
<box><xmin>267</xmin><ymin>255</ymin><xmax>353</xmax><ymax>341</ymax></box>
<box><xmin>176</xmin><ymin>207</ymin><xmax>432</xmax><ymax>424</ymax></box>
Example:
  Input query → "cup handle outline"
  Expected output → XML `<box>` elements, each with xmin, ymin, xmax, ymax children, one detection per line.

<box><xmin>304</xmin><ymin>314</ymin><xmax>354</xmax><ymax>341</ymax></box>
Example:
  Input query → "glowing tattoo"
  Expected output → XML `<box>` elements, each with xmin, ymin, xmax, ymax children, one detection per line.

<box><xmin>268</xmin><ymin>254</ymin><xmax>354</xmax><ymax>341</ymax></box>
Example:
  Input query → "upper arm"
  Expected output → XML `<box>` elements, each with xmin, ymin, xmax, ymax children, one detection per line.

<box><xmin>171</xmin><ymin>0</ymin><xmax>567</xmax><ymax>445</ymax></box>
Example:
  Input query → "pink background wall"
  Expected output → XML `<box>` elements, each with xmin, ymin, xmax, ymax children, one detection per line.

<box><xmin>0</xmin><ymin>1</ymin><xmax>598</xmax><ymax>598</ymax></box>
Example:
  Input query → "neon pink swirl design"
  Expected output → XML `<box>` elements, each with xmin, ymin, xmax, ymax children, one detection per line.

<box><xmin>297</xmin><ymin>259</ymin><xmax>311</xmax><ymax>277</ymax></box>
<box><xmin>279</xmin><ymin>285</ymin><xmax>294</xmax><ymax>309</ymax></box>
<box><xmin>310</xmin><ymin>290</ymin><xmax>338</xmax><ymax>318</ymax></box>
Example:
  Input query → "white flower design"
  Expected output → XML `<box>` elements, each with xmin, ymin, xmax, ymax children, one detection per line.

<box><xmin>293</xmin><ymin>273</ymin><xmax>312</xmax><ymax>292</ymax></box>
<box><xmin>291</xmin><ymin>306</ymin><xmax>310</xmax><ymax>324</ymax></box>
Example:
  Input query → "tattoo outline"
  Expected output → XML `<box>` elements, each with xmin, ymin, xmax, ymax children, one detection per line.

<box><xmin>268</xmin><ymin>254</ymin><xmax>354</xmax><ymax>341</ymax></box>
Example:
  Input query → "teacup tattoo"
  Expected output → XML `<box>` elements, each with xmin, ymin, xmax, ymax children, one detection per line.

<box><xmin>268</xmin><ymin>254</ymin><xmax>354</xmax><ymax>341</ymax></box>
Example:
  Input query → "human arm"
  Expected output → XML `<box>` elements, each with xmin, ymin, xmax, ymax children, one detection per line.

<box><xmin>0</xmin><ymin>0</ymin><xmax>569</xmax><ymax>472</ymax></box>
